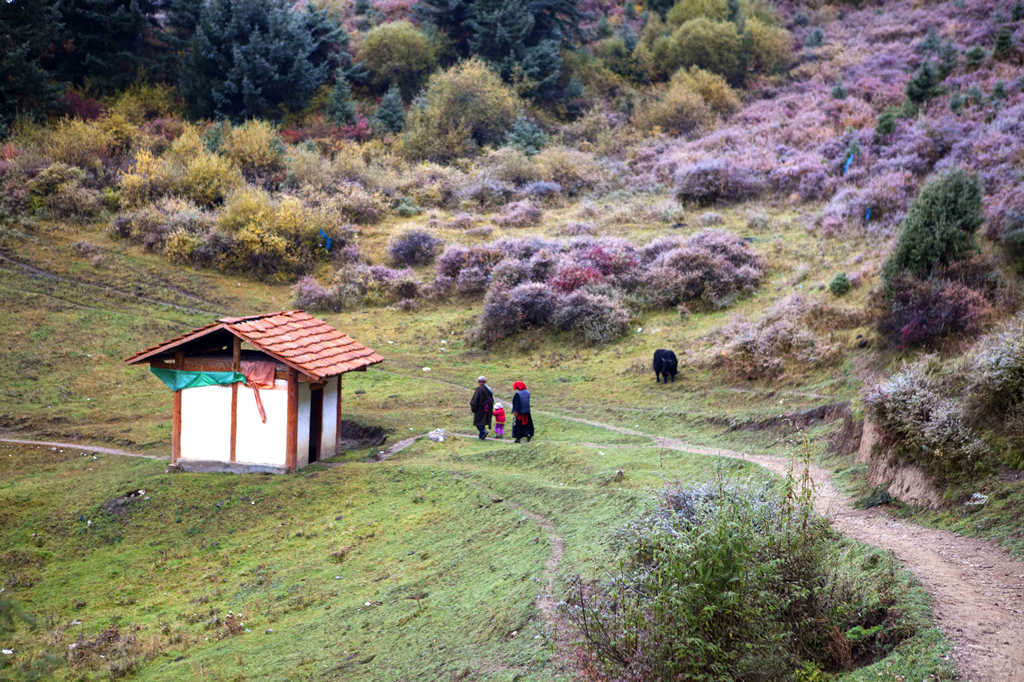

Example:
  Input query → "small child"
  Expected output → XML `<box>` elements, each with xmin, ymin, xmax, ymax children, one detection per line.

<box><xmin>493</xmin><ymin>402</ymin><xmax>506</xmax><ymax>438</ymax></box>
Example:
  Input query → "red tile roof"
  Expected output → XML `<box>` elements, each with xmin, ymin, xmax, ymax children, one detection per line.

<box><xmin>125</xmin><ymin>311</ymin><xmax>383</xmax><ymax>379</ymax></box>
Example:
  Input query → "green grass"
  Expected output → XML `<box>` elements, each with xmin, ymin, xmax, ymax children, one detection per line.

<box><xmin>0</xmin><ymin>207</ymin><xmax>957</xmax><ymax>680</ymax></box>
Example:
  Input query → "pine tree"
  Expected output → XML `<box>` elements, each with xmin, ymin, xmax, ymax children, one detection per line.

<box><xmin>965</xmin><ymin>45</ymin><xmax>986</xmax><ymax>70</ymax></box>
<box><xmin>882</xmin><ymin>169</ymin><xmax>984</xmax><ymax>288</ymax></box>
<box><xmin>905</xmin><ymin>61</ymin><xmax>938</xmax><ymax>104</ymax></box>
<box><xmin>414</xmin><ymin>0</ymin><xmax>581</xmax><ymax>97</ymax></box>
<box><xmin>936</xmin><ymin>40</ymin><xmax>958</xmax><ymax>79</ymax></box>
<box><xmin>53</xmin><ymin>0</ymin><xmax>162</xmax><ymax>92</ymax></box>
<box><xmin>993</xmin><ymin>26</ymin><xmax>1013</xmax><ymax>61</ymax></box>
<box><xmin>373</xmin><ymin>84</ymin><xmax>405</xmax><ymax>133</ymax></box>
<box><xmin>181</xmin><ymin>0</ymin><xmax>353</xmax><ymax>120</ymax></box>
<box><xmin>0</xmin><ymin>0</ymin><xmax>63</xmax><ymax>130</ymax></box>
<box><xmin>327</xmin><ymin>72</ymin><xmax>357</xmax><ymax>125</ymax></box>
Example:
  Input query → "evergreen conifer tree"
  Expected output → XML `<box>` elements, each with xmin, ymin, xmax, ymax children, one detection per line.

<box><xmin>53</xmin><ymin>0</ymin><xmax>162</xmax><ymax>92</ymax></box>
<box><xmin>905</xmin><ymin>61</ymin><xmax>938</xmax><ymax>104</ymax></box>
<box><xmin>414</xmin><ymin>0</ymin><xmax>581</xmax><ymax>97</ymax></box>
<box><xmin>0</xmin><ymin>0</ymin><xmax>63</xmax><ymax>130</ymax></box>
<box><xmin>882</xmin><ymin>169</ymin><xmax>984</xmax><ymax>288</ymax></box>
<box><xmin>373</xmin><ymin>84</ymin><xmax>405</xmax><ymax>132</ymax></box>
<box><xmin>993</xmin><ymin>26</ymin><xmax>1013</xmax><ymax>61</ymax></box>
<box><xmin>181</xmin><ymin>0</ymin><xmax>353</xmax><ymax>120</ymax></box>
<box><xmin>327</xmin><ymin>72</ymin><xmax>357</xmax><ymax>125</ymax></box>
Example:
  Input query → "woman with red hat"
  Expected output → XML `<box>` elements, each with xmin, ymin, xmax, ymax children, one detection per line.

<box><xmin>511</xmin><ymin>380</ymin><xmax>533</xmax><ymax>443</ymax></box>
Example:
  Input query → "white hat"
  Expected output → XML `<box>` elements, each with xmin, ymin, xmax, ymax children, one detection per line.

<box><xmin>495</xmin><ymin>401</ymin><xmax>503</xmax><ymax>408</ymax></box>
<box><xmin>478</xmin><ymin>376</ymin><xmax>487</xmax><ymax>382</ymax></box>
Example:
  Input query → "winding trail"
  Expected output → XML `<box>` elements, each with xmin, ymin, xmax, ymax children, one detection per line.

<box><xmin>372</xmin><ymin>371</ymin><xmax>1024</xmax><ymax>681</ymax></box>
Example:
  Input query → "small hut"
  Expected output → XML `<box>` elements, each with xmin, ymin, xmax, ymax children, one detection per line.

<box><xmin>126</xmin><ymin>311</ymin><xmax>383</xmax><ymax>473</ymax></box>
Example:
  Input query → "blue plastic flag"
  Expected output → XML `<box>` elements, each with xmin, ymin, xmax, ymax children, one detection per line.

<box><xmin>865</xmin><ymin>207</ymin><xmax>872</xmax><ymax>223</ymax></box>
<box><xmin>843</xmin><ymin>153</ymin><xmax>854</xmax><ymax>175</ymax></box>
<box><xmin>319</xmin><ymin>229</ymin><xmax>332</xmax><ymax>252</ymax></box>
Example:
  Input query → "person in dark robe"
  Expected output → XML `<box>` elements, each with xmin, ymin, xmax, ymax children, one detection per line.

<box><xmin>470</xmin><ymin>376</ymin><xmax>493</xmax><ymax>440</ymax></box>
<box><xmin>512</xmin><ymin>380</ymin><xmax>533</xmax><ymax>443</ymax></box>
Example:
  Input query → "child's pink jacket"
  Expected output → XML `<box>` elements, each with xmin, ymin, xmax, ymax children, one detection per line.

<box><xmin>493</xmin><ymin>407</ymin><xmax>506</xmax><ymax>423</ymax></box>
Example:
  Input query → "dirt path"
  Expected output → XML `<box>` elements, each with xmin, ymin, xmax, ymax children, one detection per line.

<box><xmin>367</xmin><ymin>373</ymin><xmax>1024</xmax><ymax>681</ymax></box>
<box><xmin>0</xmin><ymin>437</ymin><xmax>166</xmax><ymax>460</ymax></box>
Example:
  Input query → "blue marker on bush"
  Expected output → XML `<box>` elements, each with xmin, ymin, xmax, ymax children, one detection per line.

<box><xmin>843</xmin><ymin>153</ymin><xmax>855</xmax><ymax>175</ymax></box>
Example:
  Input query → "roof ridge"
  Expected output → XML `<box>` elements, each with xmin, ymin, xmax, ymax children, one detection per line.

<box><xmin>219</xmin><ymin>310</ymin><xmax>304</xmax><ymax>324</ymax></box>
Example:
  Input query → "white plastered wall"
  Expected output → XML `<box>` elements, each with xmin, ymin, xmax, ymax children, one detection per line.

<box><xmin>179</xmin><ymin>385</ymin><xmax>232</xmax><ymax>462</ymax></box>
<box><xmin>320</xmin><ymin>377</ymin><xmax>338</xmax><ymax>458</ymax></box>
<box><xmin>296</xmin><ymin>382</ymin><xmax>311</xmax><ymax>468</ymax></box>
<box><xmin>235</xmin><ymin>379</ymin><xmax>288</xmax><ymax>467</ymax></box>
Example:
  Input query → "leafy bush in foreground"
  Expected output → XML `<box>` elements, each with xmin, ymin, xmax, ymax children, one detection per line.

<box><xmin>566</xmin><ymin>479</ymin><xmax>920</xmax><ymax>680</ymax></box>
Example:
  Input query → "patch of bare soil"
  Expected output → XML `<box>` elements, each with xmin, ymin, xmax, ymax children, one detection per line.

<box><xmin>338</xmin><ymin>420</ymin><xmax>387</xmax><ymax>452</ymax></box>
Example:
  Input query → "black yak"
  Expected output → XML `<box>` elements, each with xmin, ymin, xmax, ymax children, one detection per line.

<box><xmin>653</xmin><ymin>349</ymin><xmax>678</xmax><ymax>383</ymax></box>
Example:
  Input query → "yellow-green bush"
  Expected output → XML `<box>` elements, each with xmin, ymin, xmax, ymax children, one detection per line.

<box><xmin>485</xmin><ymin>147</ymin><xmax>542</xmax><ymax>185</ymax></box>
<box><xmin>534</xmin><ymin>146</ymin><xmax>606</xmax><ymax>195</ymax></box>
<box><xmin>401</xmin><ymin>58</ymin><xmax>522</xmax><ymax>161</ymax></box>
<box><xmin>180</xmin><ymin>152</ymin><xmax>244</xmax><ymax>206</ymax></box>
<box><xmin>218</xmin><ymin>186</ymin><xmax>274</xmax><ymax>233</ymax></box>
<box><xmin>108</xmin><ymin>84</ymin><xmax>184</xmax><ymax>124</ymax></box>
<box><xmin>46</xmin><ymin>118</ymin><xmax>118</xmax><ymax>169</ymax></box>
<box><xmin>164</xmin><ymin>229</ymin><xmax>204</xmax><ymax>264</ymax></box>
<box><xmin>225</xmin><ymin>223</ymin><xmax>297</xmax><ymax>280</ymax></box>
<box><xmin>666</xmin><ymin>0</ymin><xmax>729</xmax><ymax>27</ymax></box>
<box><xmin>359</xmin><ymin>20</ymin><xmax>437</xmax><ymax>97</ymax></box>
<box><xmin>746</xmin><ymin>17</ymin><xmax>792</xmax><ymax>73</ymax></box>
<box><xmin>165</xmin><ymin>125</ymin><xmax>206</xmax><ymax>165</ymax></box>
<box><xmin>635</xmin><ymin>81</ymin><xmax>712</xmax><ymax>134</ymax></box>
<box><xmin>672</xmin><ymin>18</ymin><xmax>744</xmax><ymax>82</ymax></box>
<box><xmin>221</xmin><ymin>120</ymin><xmax>284</xmax><ymax>175</ymax></box>
<box><xmin>284</xmin><ymin>145</ymin><xmax>336</xmax><ymax>190</ymax></box>
<box><xmin>118</xmin><ymin>149</ymin><xmax>178</xmax><ymax>206</ymax></box>
<box><xmin>670</xmin><ymin>66</ymin><xmax>741</xmax><ymax>114</ymax></box>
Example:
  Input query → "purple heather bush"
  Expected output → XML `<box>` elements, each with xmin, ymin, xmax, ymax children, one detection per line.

<box><xmin>551</xmin><ymin>289</ymin><xmax>631</xmax><ymax>345</ymax></box>
<box><xmin>875</xmin><ymin>275</ymin><xmax>992</xmax><ymax>349</ymax></box>
<box><xmin>519</xmin><ymin>180</ymin><xmax>562</xmax><ymax>201</ymax></box>
<box><xmin>494</xmin><ymin>200</ymin><xmax>543</xmax><ymax>227</ymax></box>
<box><xmin>388</xmin><ymin>228</ymin><xmax>443</xmax><ymax>266</ymax></box>
<box><xmin>674</xmin><ymin>159</ymin><xmax>765</xmax><ymax>206</ymax></box>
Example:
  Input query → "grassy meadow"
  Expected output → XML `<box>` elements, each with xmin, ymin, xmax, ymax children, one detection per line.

<box><xmin>0</xmin><ymin>209</ymin><xmax>956</xmax><ymax>680</ymax></box>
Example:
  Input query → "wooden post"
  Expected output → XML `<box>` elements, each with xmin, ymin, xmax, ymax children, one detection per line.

<box><xmin>229</xmin><ymin>337</ymin><xmax>240</xmax><ymax>463</ymax></box>
<box><xmin>171</xmin><ymin>351</ymin><xmax>184</xmax><ymax>464</ymax></box>
<box><xmin>335</xmin><ymin>374</ymin><xmax>342</xmax><ymax>455</ymax></box>
<box><xmin>285</xmin><ymin>368</ymin><xmax>298</xmax><ymax>471</ymax></box>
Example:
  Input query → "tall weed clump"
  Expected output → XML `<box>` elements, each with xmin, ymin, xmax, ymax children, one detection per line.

<box><xmin>566</xmin><ymin>477</ymin><xmax>918</xmax><ymax>679</ymax></box>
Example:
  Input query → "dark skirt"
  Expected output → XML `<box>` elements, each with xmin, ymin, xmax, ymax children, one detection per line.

<box><xmin>513</xmin><ymin>413</ymin><xmax>534</xmax><ymax>440</ymax></box>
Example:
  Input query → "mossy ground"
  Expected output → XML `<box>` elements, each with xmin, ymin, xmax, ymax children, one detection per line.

<box><xmin>0</xmin><ymin>209</ymin><xmax>955</xmax><ymax>679</ymax></box>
